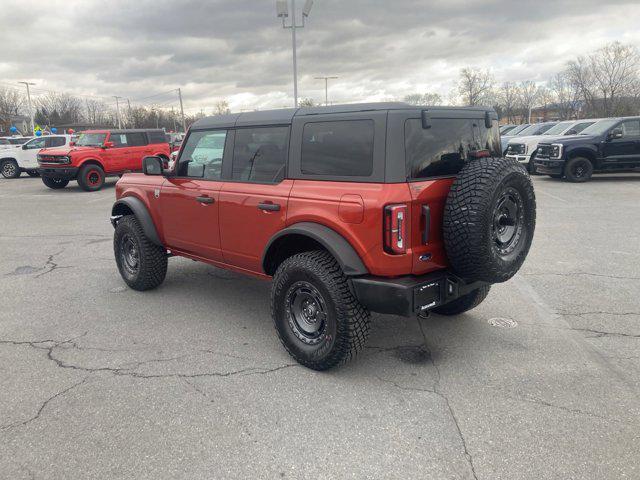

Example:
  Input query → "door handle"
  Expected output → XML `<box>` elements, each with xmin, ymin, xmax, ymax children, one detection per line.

<box><xmin>258</xmin><ymin>202</ymin><xmax>281</xmax><ymax>211</ymax></box>
<box><xmin>196</xmin><ymin>196</ymin><xmax>214</xmax><ymax>204</ymax></box>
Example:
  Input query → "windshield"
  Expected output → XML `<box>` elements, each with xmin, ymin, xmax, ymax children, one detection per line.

<box><xmin>543</xmin><ymin>121</ymin><xmax>573</xmax><ymax>135</ymax></box>
<box><xmin>512</xmin><ymin>124</ymin><xmax>538</xmax><ymax>136</ymax></box>
<box><xmin>76</xmin><ymin>133</ymin><xmax>107</xmax><ymax>146</ymax></box>
<box><xmin>504</xmin><ymin>124</ymin><xmax>529</xmax><ymax>136</ymax></box>
<box><xmin>579</xmin><ymin>119</ymin><xmax>619</xmax><ymax>135</ymax></box>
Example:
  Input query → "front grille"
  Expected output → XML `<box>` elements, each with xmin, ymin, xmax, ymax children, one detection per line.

<box><xmin>38</xmin><ymin>155</ymin><xmax>69</xmax><ymax>164</ymax></box>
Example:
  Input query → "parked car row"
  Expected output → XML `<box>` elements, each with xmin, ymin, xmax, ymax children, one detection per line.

<box><xmin>501</xmin><ymin>116</ymin><xmax>640</xmax><ymax>181</ymax></box>
<box><xmin>1</xmin><ymin>129</ymin><xmax>172</xmax><ymax>190</ymax></box>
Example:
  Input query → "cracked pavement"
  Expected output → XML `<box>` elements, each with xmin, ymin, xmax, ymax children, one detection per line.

<box><xmin>1</xmin><ymin>175</ymin><xmax>639</xmax><ymax>479</ymax></box>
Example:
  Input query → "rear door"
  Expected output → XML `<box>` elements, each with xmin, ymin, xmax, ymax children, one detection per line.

<box><xmin>218</xmin><ymin>125</ymin><xmax>292</xmax><ymax>272</ymax></box>
<box><xmin>399</xmin><ymin>110</ymin><xmax>501</xmax><ymax>275</ymax></box>
<box><xmin>125</xmin><ymin>132</ymin><xmax>149</xmax><ymax>171</ymax></box>
<box><xmin>158</xmin><ymin>129</ymin><xmax>229</xmax><ymax>261</ymax></box>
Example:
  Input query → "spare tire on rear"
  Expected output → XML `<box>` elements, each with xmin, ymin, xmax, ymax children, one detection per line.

<box><xmin>443</xmin><ymin>157</ymin><xmax>536</xmax><ymax>283</ymax></box>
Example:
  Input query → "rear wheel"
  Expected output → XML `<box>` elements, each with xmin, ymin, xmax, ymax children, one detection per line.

<box><xmin>432</xmin><ymin>285</ymin><xmax>491</xmax><ymax>316</ymax></box>
<box><xmin>114</xmin><ymin>216</ymin><xmax>167</xmax><ymax>291</ymax></box>
<box><xmin>564</xmin><ymin>157</ymin><xmax>593</xmax><ymax>182</ymax></box>
<box><xmin>78</xmin><ymin>164</ymin><xmax>105</xmax><ymax>191</ymax></box>
<box><xmin>271</xmin><ymin>250</ymin><xmax>370</xmax><ymax>370</ymax></box>
<box><xmin>1</xmin><ymin>160</ymin><xmax>20</xmax><ymax>179</ymax></box>
<box><xmin>41</xmin><ymin>176</ymin><xmax>69</xmax><ymax>189</ymax></box>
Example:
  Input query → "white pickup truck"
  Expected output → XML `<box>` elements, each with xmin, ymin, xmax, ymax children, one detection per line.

<box><xmin>1</xmin><ymin>135</ymin><xmax>72</xmax><ymax>178</ymax></box>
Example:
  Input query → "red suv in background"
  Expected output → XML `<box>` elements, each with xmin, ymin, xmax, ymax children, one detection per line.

<box><xmin>37</xmin><ymin>129</ymin><xmax>170</xmax><ymax>191</ymax></box>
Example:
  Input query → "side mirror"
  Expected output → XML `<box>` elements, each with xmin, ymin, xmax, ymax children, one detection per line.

<box><xmin>22</xmin><ymin>144</ymin><xmax>28</xmax><ymax>150</ymax></box>
<box><xmin>69</xmin><ymin>141</ymin><xmax>76</xmax><ymax>147</ymax></box>
<box><xmin>608</xmin><ymin>128</ymin><xmax>623</xmax><ymax>140</ymax></box>
<box><xmin>421</xmin><ymin>110</ymin><xmax>432</xmax><ymax>129</ymax></box>
<box><xmin>102</xmin><ymin>141</ymin><xmax>114</xmax><ymax>149</ymax></box>
<box><xmin>484</xmin><ymin>111</ymin><xmax>493</xmax><ymax>129</ymax></box>
<box><xmin>143</xmin><ymin>156</ymin><xmax>164</xmax><ymax>176</ymax></box>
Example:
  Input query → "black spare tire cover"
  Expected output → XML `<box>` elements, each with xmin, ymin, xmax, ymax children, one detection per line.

<box><xmin>443</xmin><ymin>157</ymin><xmax>536</xmax><ymax>283</ymax></box>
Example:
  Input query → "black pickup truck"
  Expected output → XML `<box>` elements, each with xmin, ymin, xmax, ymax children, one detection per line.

<box><xmin>535</xmin><ymin>117</ymin><xmax>640</xmax><ymax>182</ymax></box>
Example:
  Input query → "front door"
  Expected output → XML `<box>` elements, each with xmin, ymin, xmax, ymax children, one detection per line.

<box><xmin>103</xmin><ymin>132</ymin><xmax>129</xmax><ymax>173</ymax></box>
<box><xmin>603</xmin><ymin>119</ymin><xmax>640</xmax><ymax>163</ymax></box>
<box><xmin>218</xmin><ymin>125</ymin><xmax>292</xmax><ymax>272</ymax></box>
<box><xmin>158</xmin><ymin>128</ymin><xmax>229</xmax><ymax>261</ymax></box>
<box><xmin>18</xmin><ymin>136</ymin><xmax>47</xmax><ymax>169</ymax></box>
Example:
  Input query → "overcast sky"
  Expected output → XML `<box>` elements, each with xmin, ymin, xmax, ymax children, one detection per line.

<box><xmin>1</xmin><ymin>0</ymin><xmax>640</xmax><ymax>113</ymax></box>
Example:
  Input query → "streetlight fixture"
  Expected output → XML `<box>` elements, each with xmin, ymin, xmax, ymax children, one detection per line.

<box><xmin>314</xmin><ymin>76</ymin><xmax>338</xmax><ymax>106</ymax></box>
<box><xmin>18</xmin><ymin>81</ymin><xmax>36</xmax><ymax>134</ymax></box>
<box><xmin>276</xmin><ymin>0</ymin><xmax>314</xmax><ymax>107</ymax></box>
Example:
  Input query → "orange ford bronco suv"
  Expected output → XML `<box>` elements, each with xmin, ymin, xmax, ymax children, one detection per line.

<box><xmin>110</xmin><ymin>103</ymin><xmax>536</xmax><ymax>370</ymax></box>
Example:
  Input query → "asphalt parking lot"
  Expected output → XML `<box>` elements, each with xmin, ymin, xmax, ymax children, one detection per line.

<box><xmin>1</xmin><ymin>174</ymin><xmax>639</xmax><ymax>479</ymax></box>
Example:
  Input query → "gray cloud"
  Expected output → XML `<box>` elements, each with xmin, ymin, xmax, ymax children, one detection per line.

<box><xmin>1</xmin><ymin>0</ymin><xmax>639</xmax><ymax>112</ymax></box>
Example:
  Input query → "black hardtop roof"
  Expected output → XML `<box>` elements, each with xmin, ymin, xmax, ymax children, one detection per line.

<box><xmin>191</xmin><ymin>102</ymin><xmax>496</xmax><ymax>129</ymax></box>
<box><xmin>108</xmin><ymin>128</ymin><xmax>166</xmax><ymax>134</ymax></box>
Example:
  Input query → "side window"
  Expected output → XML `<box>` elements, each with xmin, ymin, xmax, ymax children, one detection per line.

<box><xmin>301</xmin><ymin>120</ymin><xmax>374</xmax><ymax>176</ymax></box>
<box><xmin>47</xmin><ymin>137</ymin><xmax>66</xmax><ymax>148</ymax></box>
<box><xmin>177</xmin><ymin>129</ymin><xmax>227</xmax><ymax>180</ymax></box>
<box><xmin>571</xmin><ymin>122</ymin><xmax>593</xmax><ymax>134</ymax></box>
<box><xmin>620</xmin><ymin>120</ymin><xmax>640</xmax><ymax>137</ymax></box>
<box><xmin>25</xmin><ymin>137</ymin><xmax>47</xmax><ymax>149</ymax></box>
<box><xmin>147</xmin><ymin>131</ymin><xmax>167</xmax><ymax>144</ymax></box>
<box><xmin>232</xmin><ymin>126</ymin><xmax>289</xmax><ymax>183</ymax></box>
<box><xmin>126</xmin><ymin>132</ymin><xmax>147</xmax><ymax>147</ymax></box>
<box><xmin>110</xmin><ymin>133</ymin><xmax>128</xmax><ymax>147</ymax></box>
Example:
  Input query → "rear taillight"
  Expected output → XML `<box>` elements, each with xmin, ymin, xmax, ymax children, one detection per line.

<box><xmin>384</xmin><ymin>204</ymin><xmax>408</xmax><ymax>254</ymax></box>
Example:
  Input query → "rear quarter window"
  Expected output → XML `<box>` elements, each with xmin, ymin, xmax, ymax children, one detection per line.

<box><xmin>405</xmin><ymin>118</ymin><xmax>501</xmax><ymax>180</ymax></box>
<box><xmin>301</xmin><ymin>120</ymin><xmax>374</xmax><ymax>176</ymax></box>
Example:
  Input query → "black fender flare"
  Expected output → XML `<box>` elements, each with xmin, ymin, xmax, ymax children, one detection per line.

<box><xmin>564</xmin><ymin>146</ymin><xmax>598</xmax><ymax>161</ymax></box>
<box><xmin>262</xmin><ymin>222</ymin><xmax>368</xmax><ymax>276</ymax></box>
<box><xmin>111</xmin><ymin>196</ymin><xmax>162</xmax><ymax>246</ymax></box>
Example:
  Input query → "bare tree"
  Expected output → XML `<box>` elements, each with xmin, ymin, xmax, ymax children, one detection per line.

<box><xmin>214</xmin><ymin>100</ymin><xmax>231</xmax><ymax>115</ymax></box>
<box><xmin>0</xmin><ymin>87</ymin><xmax>24</xmax><ymax>118</ymax></box>
<box><xmin>35</xmin><ymin>92</ymin><xmax>84</xmax><ymax>126</ymax></box>
<box><xmin>403</xmin><ymin>92</ymin><xmax>443</xmax><ymax>106</ymax></box>
<box><xmin>498</xmin><ymin>82</ymin><xmax>520</xmax><ymax>123</ymax></box>
<box><xmin>298</xmin><ymin>98</ymin><xmax>315</xmax><ymax>107</ymax></box>
<box><xmin>457</xmin><ymin>68</ymin><xmax>495</xmax><ymax>106</ymax></box>
<box><xmin>548</xmin><ymin>72</ymin><xmax>581</xmax><ymax>120</ymax></box>
<box><xmin>517</xmin><ymin>81</ymin><xmax>539</xmax><ymax>123</ymax></box>
<box><xmin>84</xmin><ymin>99</ymin><xmax>113</xmax><ymax>126</ymax></box>
<box><xmin>566</xmin><ymin>55</ymin><xmax>597</xmax><ymax>117</ymax></box>
<box><xmin>590</xmin><ymin>42</ymin><xmax>640</xmax><ymax>116</ymax></box>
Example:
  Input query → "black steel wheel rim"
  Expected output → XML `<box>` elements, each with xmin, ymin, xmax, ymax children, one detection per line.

<box><xmin>2</xmin><ymin>163</ymin><xmax>16</xmax><ymax>176</ymax></box>
<box><xmin>571</xmin><ymin>160</ymin><xmax>588</xmax><ymax>178</ymax></box>
<box><xmin>285</xmin><ymin>281</ymin><xmax>327</xmax><ymax>345</ymax></box>
<box><xmin>491</xmin><ymin>187</ymin><xmax>525</xmax><ymax>256</ymax></box>
<box><xmin>120</xmin><ymin>234</ymin><xmax>140</xmax><ymax>276</ymax></box>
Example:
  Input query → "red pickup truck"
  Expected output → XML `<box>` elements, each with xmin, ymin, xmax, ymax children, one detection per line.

<box><xmin>37</xmin><ymin>129</ymin><xmax>170</xmax><ymax>191</ymax></box>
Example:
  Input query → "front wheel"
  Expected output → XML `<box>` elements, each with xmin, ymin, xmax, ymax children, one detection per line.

<box><xmin>41</xmin><ymin>176</ymin><xmax>69</xmax><ymax>189</ymax></box>
<box><xmin>78</xmin><ymin>164</ymin><xmax>105</xmax><ymax>191</ymax></box>
<box><xmin>114</xmin><ymin>216</ymin><xmax>167</xmax><ymax>291</ymax></box>
<box><xmin>271</xmin><ymin>251</ymin><xmax>370</xmax><ymax>370</ymax></box>
<box><xmin>432</xmin><ymin>285</ymin><xmax>491</xmax><ymax>316</ymax></box>
<box><xmin>564</xmin><ymin>157</ymin><xmax>593</xmax><ymax>182</ymax></box>
<box><xmin>1</xmin><ymin>160</ymin><xmax>20</xmax><ymax>178</ymax></box>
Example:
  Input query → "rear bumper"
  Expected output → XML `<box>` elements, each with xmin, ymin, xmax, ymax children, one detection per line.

<box><xmin>351</xmin><ymin>271</ymin><xmax>487</xmax><ymax>317</ymax></box>
<box><xmin>534</xmin><ymin>159</ymin><xmax>564</xmax><ymax>175</ymax></box>
<box><xmin>37</xmin><ymin>166</ymin><xmax>78</xmax><ymax>180</ymax></box>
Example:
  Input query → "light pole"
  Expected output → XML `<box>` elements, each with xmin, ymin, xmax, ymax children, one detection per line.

<box><xmin>18</xmin><ymin>81</ymin><xmax>36</xmax><ymax>134</ymax></box>
<box><xmin>177</xmin><ymin>88</ymin><xmax>186</xmax><ymax>133</ymax></box>
<box><xmin>276</xmin><ymin>0</ymin><xmax>314</xmax><ymax>107</ymax></box>
<box><xmin>113</xmin><ymin>96</ymin><xmax>124</xmax><ymax>129</ymax></box>
<box><xmin>314</xmin><ymin>76</ymin><xmax>338</xmax><ymax>106</ymax></box>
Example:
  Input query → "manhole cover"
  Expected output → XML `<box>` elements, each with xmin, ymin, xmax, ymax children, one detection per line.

<box><xmin>488</xmin><ymin>317</ymin><xmax>518</xmax><ymax>328</ymax></box>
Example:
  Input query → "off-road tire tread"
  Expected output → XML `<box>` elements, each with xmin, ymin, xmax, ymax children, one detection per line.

<box><xmin>271</xmin><ymin>250</ymin><xmax>370</xmax><ymax>370</ymax></box>
<box><xmin>114</xmin><ymin>215</ymin><xmax>167</xmax><ymax>291</ymax></box>
<box><xmin>432</xmin><ymin>285</ymin><xmax>491</xmax><ymax>315</ymax></box>
<box><xmin>41</xmin><ymin>176</ymin><xmax>69</xmax><ymax>189</ymax></box>
<box><xmin>443</xmin><ymin>157</ymin><xmax>536</xmax><ymax>283</ymax></box>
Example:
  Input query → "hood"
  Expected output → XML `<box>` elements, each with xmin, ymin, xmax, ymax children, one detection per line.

<box><xmin>541</xmin><ymin>134</ymin><xmax>600</xmax><ymax>146</ymax></box>
<box><xmin>39</xmin><ymin>145</ymin><xmax>96</xmax><ymax>155</ymax></box>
